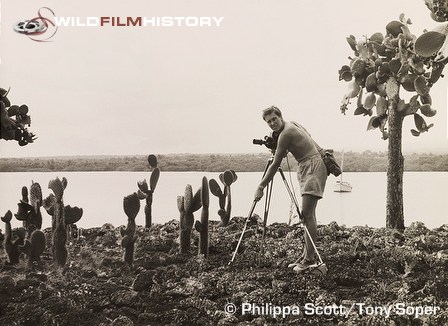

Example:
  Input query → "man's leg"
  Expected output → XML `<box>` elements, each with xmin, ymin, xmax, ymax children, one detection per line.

<box><xmin>301</xmin><ymin>194</ymin><xmax>319</xmax><ymax>261</ymax></box>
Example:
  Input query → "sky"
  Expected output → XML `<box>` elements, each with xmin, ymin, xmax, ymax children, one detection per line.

<box><xmin>1</xmin><ymin>0</ymin><xmax>447</xmax><ymax>158</ymax></box>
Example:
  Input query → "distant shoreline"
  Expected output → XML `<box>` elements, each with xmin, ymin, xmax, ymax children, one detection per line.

<box><xmin>1</xmin><ymin>151</ymin><xmax>448</xmax><ymax>172</ymax></box>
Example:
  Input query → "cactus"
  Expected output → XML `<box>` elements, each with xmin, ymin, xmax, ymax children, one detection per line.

<box><xmin>48</xmin><ymin>177</ymin><xmax>68</xmax><ymax>268</ymax></box>
<box><xmin>28</xmin><ymin>181</ymin><xmax>43</xmax><ymax>229</ymax></box>
<box><xmin>15</xmin><ymin>182</ymin><xmax>44</xmax><ymax>230</ymax></box>
<box><xmin>194</xmin><ymin>177</ymin><xmax>210</xmax><ymax>257</ymax></box>
<box><xmin>121</xmin><ymin>192</ymin><xmax>140</xmax><ymax>265</ymax></box>
<box><xmin>43</xmin><ymin>177</ymin><xmax>83</xmax><ymax>241</ymax></box>
<box><xmin>209</xmin><ymin>170</ymin><xmax>238</xmax><ymax>226</ymax></box>
<box><xmin>64</xmin><ymin>205</ymin><xmax>83</xmax><ymax>240</ymax></box>
<box><xmin>0</xmin><ymin>87</ymin><xmax>37</xmax><ymax>146</ymax></box>
<box><xmin>137</xmin><ymin>154</ymin><xmax>160</xmax><ymax>228</ymax></box>
<box><xmin>178</xmin><ymin>184</ymin><xmax>202</xmax><ymax>254</ymax></box>
<box><xmin>1</xmin><ymin>210</ymin><xmax>26</xmax><ymax>264</ymax></box>
<box><xmin>15</xmin><ymin>186</ymin><xmax>33</xmax><ymax>227</ymax></box>
<box><xmin>19</xmin><ymin>225</ymin><xmax>46</xmax><ymax>268</ymax></box>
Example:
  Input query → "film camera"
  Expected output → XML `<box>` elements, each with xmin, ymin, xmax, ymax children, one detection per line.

<box><xmin>253</xmin><ymin>131</ymin><xmax>279</xmax><ymax>151</ymax></box>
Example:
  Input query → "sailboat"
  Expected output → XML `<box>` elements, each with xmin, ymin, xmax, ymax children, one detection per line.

<box><xmin>334</xmin><ymin>151</ymin><xmax>352</xmax><ymax>192</ymax></box>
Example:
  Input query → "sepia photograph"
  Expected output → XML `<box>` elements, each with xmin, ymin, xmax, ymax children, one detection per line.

<box><xmin>1</xmin><ymin>0</ymin><xmax>447</xmax><ymax>325</ymax></box>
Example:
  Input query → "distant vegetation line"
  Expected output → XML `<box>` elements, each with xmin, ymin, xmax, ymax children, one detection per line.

<box><xmin>0</xmin><ymin>151</ymin><xmax>447</xmax><ymax>172</ymax></box>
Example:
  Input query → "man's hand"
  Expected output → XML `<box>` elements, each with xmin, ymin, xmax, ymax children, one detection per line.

<box><xmin>254</xmin><ymin>185</ymin><xmax>264</xmax><ymax>201</ymax></box>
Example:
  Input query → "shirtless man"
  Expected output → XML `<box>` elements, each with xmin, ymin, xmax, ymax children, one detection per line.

<box><xmin>254</xmin><ymin>106</ymin><xmax>327</xmax><ymax>272</ymax></box>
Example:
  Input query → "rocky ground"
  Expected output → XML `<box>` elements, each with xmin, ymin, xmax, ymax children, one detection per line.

<box><xmin>0</xmin><ymin>217</ymin><xmax>447</xmax><ymax>325</ymax></box>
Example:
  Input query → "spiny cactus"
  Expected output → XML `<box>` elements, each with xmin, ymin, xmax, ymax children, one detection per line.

<box><xmin>28</xmin><ymin>181</ymin><xmax>43</xmax><ymax>229</ymax></box>
<box><xmin>48</xmin><ymin>177</ymin><xmax>68</xmax><ymax>268</ymax></box>
<box><xmin>121</xmin><ymin>192</ymin><xmax>140</xmax><ymax>266</ymax></box>
<box><xmin>43</xmin><ymin>177</ymin><xmax>83</xmax><ymax>240</ymax></box>
<box><xmin>137</xmin><ymin>154</ymin><xmax>160</xmax><ymax>228</ymax></box>
<box><xmin>16</xmin><ymin>182</ymin><xmax>45</xmax><ymax>230</ymax></box>
<box><xmin>194</xmin><ymin>177</ymin><xmax>210</xmax><ymax>257</ymax></box>
<box><xmin>178</xmin><ymin>184</ymin><xmax>202</xmax><ymax>254</ymax></box>
<box><xmin>209</xmin><ymin>170</ymin><xmax>238</xmax><ymax>226</ymax></box>
<box><xmin>15</xmin><ymin>186</ymin><xmax>33</xmax><ymax>227</ymax></box>
<box><xmin>19</xmin><ymin>225</ymin><xmax>46</xmax><ymax>268</ymax></box>
<box><xmin>1</xmin><ymin>210</ymin><xmax>26</xmax><ymax>265</ymax></box>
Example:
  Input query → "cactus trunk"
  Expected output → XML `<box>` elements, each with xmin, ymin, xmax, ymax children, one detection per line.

<box><xmin>122</xmin><ymin>193</ymin><xmax>140</xmax><ymax>266</ymax></box>
<box><xmin>386</xmin><ymin>97</ymin><xmax>405</xmax><ymax>230</ymax></box>
<box><xmin>180</xmin><ymin>226</ymin><xmax>192</xmax><ymax>253</ymax></box>
<box><xmin>144</xmin><ymin>194</ymin><xmax>153</xmax><ymax>228</ymax></box>
<box><xmin>195</xmin><ymin>177</ymin><xmax>209</xmax><ymax>257</ymax></box>
<box><xmin>53</xmin><ymin>200</ymin><xmax>67</xmax><ymax>268</ymax></box>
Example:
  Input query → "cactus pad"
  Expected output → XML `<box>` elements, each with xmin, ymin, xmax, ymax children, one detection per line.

<box><xmin>48</xmin><ymin>178</ymin><xmax>64</xmax><ymax>201</ymax></box>
<box><xmin>43</xmin><ymin>194</ymin><xmax>56</xmax><ymax>216</ymax></box>
<box><xmin>223</xmin><ymin>170</ymin><xmax>235</xmax><ymax>186</ymax></box>
<box><xmin>150</xmin><ymin>168</ymin><xmax>160</xmax><ymax>191</ymax></box>
<box><xmin>1</xmin><ymin>210</ymin><xmax>13</xmax><ymax>223</ymax></box>
<box><xmin>123</xmin><ymin>193</ymin><xmax>140</xmax><ymax>220</ymax></box>
<box><xmin>64</xmin><ymin>206</ymin><xmax>83</xmax><ymax>225</ymax></box>
<box><xmin>21</xmin><ymin>186</ymin><xmax>29</xmax><ymax>202</ymax></box>
<box><xmin>201</xmin><ymin>176</ymin><xmax>209</xmax><ymax>208</ymax></box>
<box><xmin>209</xmin><ymin>179</ymin><xmax>223</xmax><ymax>197</ymax></box>
<box><xmin>183</xmin><ymin>185</ymin><xmax>193</xmax><ymax>213</ymax></box>
<box><xmin>15</xmin><ymin>202</ymin><xmax>32</xmax><ymax>221</ymax></box>
<box><xmin>137</xmin><ymin>180</ymin><xmax>149</xmax><ymax>193</ymax></box>
<box><xmin>30</xmin><ymin>182</ymin><xmax>42</xmax><ymax>207</ymax></box>
<box><xmin>147</xmin><ymin>154</ymin><xmax>158</xmax><ymax>168</ymax></box>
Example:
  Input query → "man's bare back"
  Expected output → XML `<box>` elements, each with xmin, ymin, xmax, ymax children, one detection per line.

<box><xmin>277</xmin><ymin>121</ymin><xmax>320</xmax><ymax>162</ymax></box>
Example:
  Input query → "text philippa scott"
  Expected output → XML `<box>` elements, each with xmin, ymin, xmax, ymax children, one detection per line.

<box><xmin>53</xmin><ymin>16</ymin><xmax>224</xmax><ymax>27</ymax></box>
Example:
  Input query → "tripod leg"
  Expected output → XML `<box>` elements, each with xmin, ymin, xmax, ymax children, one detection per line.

<box><xmin>229</xmin><ymin>158</ymin><xmax>274</xmax><ymax>265</ymax></box>
<box><xmin>259</xmin><ymin>179</ymin><xmax>274</xmax><ymax>265</ymax></box>
<box><xmin>228</xmin><ymin>199</ymin><xmax>258</xmax><ymax>265</ymax></box>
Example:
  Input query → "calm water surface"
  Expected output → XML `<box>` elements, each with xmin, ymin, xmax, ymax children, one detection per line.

<box><xmin>0</xmin><ymin>171</ymin><xmax>446</xmax><ymax>232</ymax></box>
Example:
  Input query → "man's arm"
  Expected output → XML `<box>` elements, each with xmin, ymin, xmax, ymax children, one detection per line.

<box><xmin>254</xmin><ymin>131</ymin><xmax>289</xmax><ymax>200</ymax></box>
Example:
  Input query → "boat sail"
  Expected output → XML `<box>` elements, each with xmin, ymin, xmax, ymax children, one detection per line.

<box><xmin>334</xmin><ymin>151</ymin><xmax>352</xmax><ymax>192</ymax></box>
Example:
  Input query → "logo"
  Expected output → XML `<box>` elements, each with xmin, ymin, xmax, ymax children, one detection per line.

<box><xmin>13</xmin><ymin>7</ymin><xmax>58</xmax><ymax>42</ymax></box>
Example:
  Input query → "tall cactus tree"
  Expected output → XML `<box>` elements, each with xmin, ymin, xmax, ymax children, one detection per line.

<box><xmin>194</xmin><ymin>177</ymin><xmax>210</xmax><ymax>257</ymax></box>
<box><xmin>137</xmin><ymin>154</ymin><xmax>160</xmax><ymax>228</ymax></box>
<box><xmin>178</xmin><ymin>184</ymin><xmax>202</xmax><ymax>253</ymax></box>
<box><xmin>209</xmin><ymin>170</ymin><xmax>238</xmax><ymax>227</ymax></box>
<box><xmin>338</xmin><ymin>12</ymin><xmax>447</xmax><ymax>229</ymax></box>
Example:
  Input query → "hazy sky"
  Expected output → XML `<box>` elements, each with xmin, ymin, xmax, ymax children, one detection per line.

<box><xmin>1</xmin><ymin>0</ymin><xmax>447</xmax><ymax>157</ymax></box>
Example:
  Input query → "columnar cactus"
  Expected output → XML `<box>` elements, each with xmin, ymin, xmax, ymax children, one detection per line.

<box><xmin>19</xmin><ymin>225</ymin><xmax>46</xmax><ymax>268</ymax></box>
<box><xmin>15</xmin><ymin>186</ymin><xmax>32</xmax><ymax>227</ymax></box>
<box><xmin>48</xmin><ymin>177</ymin><xmax>68</xmax><ymax>268</ymax></box>
<box><xmin>16</xmin><ymin>182</ymin><xmax>44</xmax><ymax>229</ymax></box>
<box><xmin>178</xmin><ymin>184</ymin><xmax>202</xmax><ymax>253</ymax></box>
<box><xmin>28</xmin><ymin>181</ymin><xmax>43</xmax><ymax>229</ymax></box>
<box><xmin>43</xmin><ymin>177</ymin><xmax>83</xmax><ymax>240</ymax></box>
<box><xmin>194</xmin><ymin>177</ymin><xmax>210</xmax><ymax>257</ymax></box>
<box><xmin>209</xmin><ymin>170</ymin><xmax>238</xmax><ymax>226</ymax></box>
<box><xmin>137</xmin><ymin>154</ymin><xmax>160</xmax><ymax>228</ymax></box>
<box><xmin>1</xmin><ymin>210</ymin><xmax>26</xmax><ymax>264</ymax></box>
<box><xmin>121</xmin><ymin>193</ymin><xmax>140</xmax><ymax>266</ymax></box>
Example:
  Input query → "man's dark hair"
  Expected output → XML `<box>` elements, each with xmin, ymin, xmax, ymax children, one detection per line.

<box><xmin>262</xmin><ymin>106</ymin><xmax>283</xmax><ymax>121</ymax></box>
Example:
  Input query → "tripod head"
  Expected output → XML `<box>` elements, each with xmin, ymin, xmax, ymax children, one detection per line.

<box><xmin>252</xmin><ymin>131</ymin><xmax>279</xmax><ymax>153</ymax></box>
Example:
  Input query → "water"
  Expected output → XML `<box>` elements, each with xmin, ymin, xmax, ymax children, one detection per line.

<box><xmin>0</xmin><ymin>171</ymin><xmax>447</xmax><ymax>232</ymax></box>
